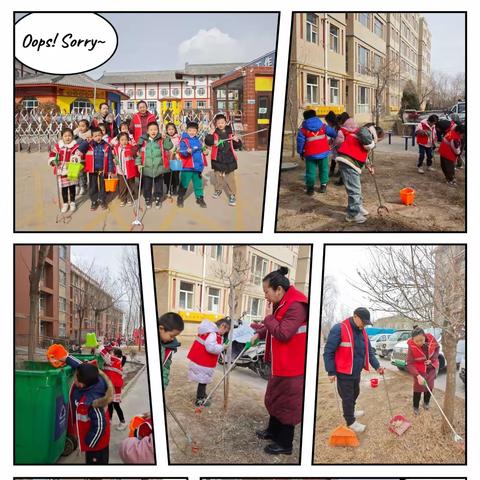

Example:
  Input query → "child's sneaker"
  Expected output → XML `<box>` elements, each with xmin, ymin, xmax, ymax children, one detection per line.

<box><xmin>319</xmin><ymin>184</ymin><xmax>327</xmax><ymax>193</ymax></box>
<box><xmin>100</xmin><ymin>202</ymin><xmax>107</xmax><ymax>210</ymax></box>
<box><xmin>196</xmin><ymin>197</ymin><xmax>207</xmax><ymax>208</ymax></box>
<box><xmin>212</xmin><ymin>190</ymin><xmax>222</xmax><ymax>199</ymax></box>
<box><xmin>345</xmin><ymin>213</ymin><xmax>367</xmax><ymax>224</ymax></box>
<box><xmin>447</xmin><ymin>180</ymin><xmax>457</xmax><ymax>187</ymax></box>
<box><xmin>177</xmin><ymin>196</ymin><xmax>184</xmax><ymax>208</ymax></box>
<box><xmin>79</xmin><ymin>186</ymin><xmax>86</xmax><ymax>196</ymax></box>
<box><xmin>61</xmin><ymin>203</ymin><xmax>69</xmax><ymax>213</ymax></box>
<box><xmin>228</xmin><ymin>195</ymin><xmax>237</xmax><ymax>206</ymax></box>
<box><xmin>90</xmin><ymin>201</ymin><xmax>98</xmax><ymax>211</ymax></box>
<box><xmin>155</xmin><ymin>199</ymin><xmax>162</xmax><ymax>209</ymax></box>
<box><xmin>116</xmin><ymin>421</ymin><xmax>128</xmax><ymax>431</ymax></box>
<box><xmin>417</xmin><ymin>167</ymin><xmax>425</xmax><ymax>174</ymax></box>
<box><xmin>146</xmin><ymin>200</ymin><xmax>152</xmax><ymax>209</ymax></box>
<box><xmin>306</xmin><ymin>187</ymin><xmax>314</xmax><ymax>196</ymax></box>
<box><xmin>127</xmin><ymin>200</ymin><xmax>133</xmax><ymax>206</ymax></box>
<box><xmin>119</xmin><ymin>201</ymin><xmax>126</xmax><ymax>207</ymax></box>
<box><xmin>427</xmin><ymin>166</ymin><xmax>435</xmax><ymax>171</ymax></box>
<box><xmin>69</xmin><ymin>202</ymin><xmax>76</xmax><ymax>212</ymax></box>
<box><xmin>195</xmin><ymin>398</ymin><xmax>211</xmax><ymax>407</ymax></box>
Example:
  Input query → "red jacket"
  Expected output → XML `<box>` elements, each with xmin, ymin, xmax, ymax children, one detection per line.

<box><xmin>265</xmin><ymin>286</ymin><xmax>308</xmax><ymax>377</ymax></box>
<box><xmin>131</xmin><ymin>112</ymin><xmax>157</xmax><ymax>144</ymax></box>
<box><xmin>337</xmin><ymin>128</ymin><xmax>369</xmax><ymax>163</ymax></box>
<box><xmin>84</xmin><ymin>142</ymin><xmax>111</xmax><ymax>174</ymax></box>
<box><xmin>334</xmin><ymin>318</ymin><xmax>370</xmax><ymax>375</ymax></box>
<box><xmin>187</xmin><ymin>331</ymin><xmax>223</xmax><ymax>368</ymax></box>
<box><xmin>113</xmin><ymin>143</ymin><xmax>139</xmax><ymax>179</ymax></box>
<box><xmin>407</xmin><ymin>333</ymin><xmax>439</xmax><ymax>374</ymax></box>
<box><xmin>416</xmin><ymin>119</ymin><xmax>437</xmax><ymax>147</ymax></box>
<box><xmin>211</xmin><ymin>132</ymin><xmax>238</xmax><ymax>162</ymax></box>
<box><xmin>300</xmin><ymin>125</ymin><xmax>330</xmax><ymax>157</ymax></box>
<box><xmin>438</xmin><ymin>130</ymin><xmax>462</xmax><ymax>162</ymax></box>
<box><xmin>49</xmin><ymin>141</ymin><xmax>80</xmax><ymax>175</ymax></box>
<box><xmin>101</xmin><ymin>351</ymin><xmax>124</xmax><ymax>388</ymax></box>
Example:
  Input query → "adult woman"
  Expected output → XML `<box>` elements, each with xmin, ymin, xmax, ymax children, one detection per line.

<box><xmin>250</xmin><ymin>266</ymin><xmax>308</xmax><ymax>455</ymax></box>
<box><xmin>406</xmin><ymin>325</ymin><xmax>440</xmax><ymax>415</ymax></box>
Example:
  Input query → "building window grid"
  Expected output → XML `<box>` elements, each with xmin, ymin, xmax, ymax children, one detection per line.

<box><xmin>329</xmin><ymin>24</ymin><xmax>340</xmax><ymax>53</ymax></box>
<box><xmin>357</xmin><ymin>45</ymin><xmax>370</xmax><ymax>75</ymax></box>
<box><xmin>306</xmin><ymin>74</ymin><xmax>319</xmax><ymax>104</ymax></box>
<box><xmin>329</xmin><ymin>78</ymin><xmax>340</xmax><ymax>104</ymax></box>
<box><xmin>306</xmin><ymin>13</ymin><xmax>319</xmax><ymax>44</ymax></box>
<box><xmin>357</xmin><ymin>86</ymin><xmax>370</xmax><ymax>113</ymax></box>
<box><xmin>179</xmin><ymin>281</ymin><xmax>194</xmax><ymax>310</ymax></box>
<box><xmin>251</xmin><ymin>254</ymin><xmax>268</xmax><ymax>286</ymax></box>
<box><xmin>207</xmin><ymin>287</ymin><xmax>221</xmax><ymax>313</ymax></box>
<box><xmin>358</xmin><ymin>13</ymin><xmax>369</xmax><ymax>28</ymax></box>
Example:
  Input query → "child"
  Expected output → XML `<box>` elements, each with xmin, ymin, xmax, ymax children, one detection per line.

<box><xmin>297</xmin><ymin>109</ymin><xmax>337</xmax><ymax>195</ymax></box>
<box><xmin>101</xmin><ymin>345</ymin><xmax>127</xmax><ymax>431</ymax></box>
<box><xmin>187</xmin><ymin>318</ymin><xmax>231</xmax><ymax>406</ymax></box>
<box><xmin>77</xmin><ymin>127</ymin><xmax>115</xmax><ymax>211</ymax></box>
<box><xmin>136</xmin><ymin>122</ymin><xmax>173</xmax><ymax>209</ymax></box>
<box><xmin>178</xmin><ymin>121</ymin><xmax>208</xmax><ymax>208</ymax></box>
<box><xmin>438</xmin><ymin>123</ymin><xmax>465</xmax><ymax>186</ymax></box>
<box><xmin>163</xmin><ymin>122</ymin><xmax>181</xmax><ymax>196</ymax></box>
<box><xmin>158</xmin><ymin>312</ymin><xmax>184</xmax><ymax>388</ymax></box>
<box><xmin>204</xmin><ymin>114</ymin><xmax>242</xmax><ymax>206</ymax></box>
<box><xmin>99</xmin><ymin>123</ymin><xmax>114</xmax><ymax>146</ymax></box>
<box><xmin>113</xmin><ymin>132</ymin><xmax>138</xmax><ymax>206</ymax></box>
<box><xmin>119</xmin><ymin>413</ymin><xmax>154</xmax><ymax>464</ymax></box>
<box><xmin>111</xmin><ymin>122</ymin><xmax>136</xmax><ymax>147</ymax></box>
<box><xmin>325</xmin><ymin>110</ymin><xmax>340</xmax><ymax>178</ymax></box>
<box><xmin>48</xmin><ymin>128</ymin><xmax>82</xmax><ymax>213</ymax></box>
<box><xmin>62</xmin><ymin>353</ymin><xmax>113</xmax><ymax>464</ymax></box>
<box><xmin>73</xmin><ymin>119</ymin><xmax>91</xmax><ymax>196</ymax></box>
<box><xmin>336</xmin><ymin>123</ymin><xmax>384</xmax><ymax>224</ymax></box>
<box><xmin>415</xmin><ymin>114</ymin><xmax>438</xmax><ymax>173</ymax></box>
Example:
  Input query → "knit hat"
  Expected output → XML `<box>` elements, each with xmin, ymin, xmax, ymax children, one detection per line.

<box><xmin>303</xmin><ymin>109</ymin><xmax>317</xmax><ymax>120</ymax></box>
<box><xmin>354</xmin><ymin>307</ymin><xmax>372</xmax><ymax>325</ymax></box>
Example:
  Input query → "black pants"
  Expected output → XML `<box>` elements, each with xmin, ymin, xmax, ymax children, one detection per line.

<box><xmin>196</xmin><ymin>383</ymin><xmax>207</xmax><ymax>400</ymax></box>
<box><xmin>337</xmin><ymin>376</ymin><xmax>361</xmax><ymax>426</ymax></box>
<box><xmin>413</xmin><ymin>390</ymin><xmax>432</xmax><ymax>408</ymax></box>
<box><xmin>88</xmin><ymin>172</ymin><xmax>106</xmax><ymax>204</ymax></box>
<box><xmin>143</xmin><ymin>174</ymin><xmax>164</xmax><ymax>202</ymax></box>
<box><xmin>61</xmin><ymin>185</ymin><xmax>76</xmax><ymax>203</ymax></box>
<box><xmin>164</xmin><ymin>171</ymin><xmax>180</xmax><ymax>193</ymax></box>
<box><xmin>108</xmin><ymin>401</ymin><xmax>125</xmax><ymax>422</ymax></box>
<box><xmin>441</xmin><ymin>157</ymin><xmax>456</xmax><ymax>182</ymax></box>
<box><xmin>85</xmin><ymin>446</ymin><xmax>109</xmax><ymax>464</ymax></box>
<box><xmin>267</xmin><ymin>415</ymin><xmax>294</xmax><ymax>449</ymax></box>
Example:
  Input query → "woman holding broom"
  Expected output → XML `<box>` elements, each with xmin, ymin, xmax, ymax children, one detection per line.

<box><xmin>406</xmin><ymin>325</ymin><xmax>440</xmax><ymax>416</ymax></box>
<box><xmin>249</xmin><ymin>266</ymin><xmax>309</xmax><ymax>456</ymax></box>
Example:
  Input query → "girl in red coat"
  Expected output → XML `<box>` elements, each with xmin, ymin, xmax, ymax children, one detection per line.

<box><xmin>439</xmin><ymin>123</ymin><xmax>465</xmax><ymax>186</ymax></box>
<box><xmin>251</xmin><ymin>266</ymin><xmax>309</xmax><ymax>456</ymax></box>
<box><xmin>113</xmin><ymin>132</ymin><xmax>138</xmax><ymax>206</ymax></box>
<box><xmin>406</xmin><ymin>326</ymin><xmax>440</xmax><ymax>415</ymax></box>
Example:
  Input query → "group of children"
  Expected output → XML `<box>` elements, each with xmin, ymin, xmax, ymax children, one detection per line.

<box><xmin>48</xmin><ymin>108</ymin><xmax>243</xmax><ymax>214</ymax></box>
<box><xmin>297</xmin><ymin>108</ymin><xmax>465</xmax><ymax>223</ymax></box>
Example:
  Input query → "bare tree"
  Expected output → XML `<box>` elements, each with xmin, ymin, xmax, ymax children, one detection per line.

<box><xmin>417</xmin><ymin>73</ymin><xmax>435</xmax><ymax>109</ymax></box>
<box><xmin>429</xmin><ymin>70</ymin><xmax>465</xmax><ymax>110</ymax></box>
<box><xmin>321</xmin><ymin>275</ymin><xmax>340</xmax><ymax>342</ymax></box>
<box><xmin>353</xmin><ymin>245</ymin><xmax>465</xmax><ymax>433</ymax></box>
<box><xmin>27</xmin><ymin>245</ymin><xmax>51</xmax><ymax>360</ymax></box>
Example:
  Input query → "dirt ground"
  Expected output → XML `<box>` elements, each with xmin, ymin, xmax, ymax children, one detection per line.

<box><xmin>164</xmin><ymin>352</ymin><xmax>301</xmax><ymax>464</ymax></box>
<box><xmin>314</xmin><ymin>358</ymin><xmax>465</xmax><ymax>464</ymax></box>
<box><xmin>276</xmin><ymin>150</ymin><xmax>465</xmax><ymax>232</ymax></box>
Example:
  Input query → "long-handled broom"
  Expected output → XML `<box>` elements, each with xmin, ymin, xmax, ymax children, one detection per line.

<box><xmin>328</xmin><ymin>381</ymin><xmax>360</xmax><ymax>447</ymax></box>
<box><xmin>131</xmin><ymin>167</ymin><xmax>144</xmax><ymax>231</ymax></box>
<box><xmin>166</xmin><ymin>405</ymin><xmax>199</xmax><ymax>454</ymax></box>
<box><xmin>382</xmin><ymin>372</ymin><xmax>411</xmax><ymax>436</ymax></box>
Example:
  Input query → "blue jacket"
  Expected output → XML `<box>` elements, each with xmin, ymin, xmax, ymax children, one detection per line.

<box><xmin>297</xmin><ymin>117</ymin><xmax>337</xmax><ymax>159</ymax></box>
<box><xmin>78</xmin><ymin>140</ymin><xmax>114</xmax><ymax>173</ymax></box>
<box><xmin>66</xmin><ymin>355</ymin><xmax>111</xmax><ymax>449</ymax></box>
<box><xmin>179</xmin><ymin>133</ymin><xmax>205</xmax><ymax>172</ymax></box>
<box><xmin>323</xmin><ymin>317</ymin><xmax>380</xmax><ymax>378</ymax></box>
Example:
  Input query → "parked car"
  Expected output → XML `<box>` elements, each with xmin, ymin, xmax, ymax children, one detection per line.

<box><xmin>449</xmin><ymin>101</ymin><xmax>465</xmax><ymax>124</ymax></box>
<box><xmin>391</xmin><ymin>338</ymin><xmax>447</xmax><ymax>372</ymax></box>
<box><xmin>370</xmin><ymin>333</ymin><xmax>391</xmax><ymax>354</ymax></box>
<box><xmin>459</xmin><ymin>355</ymin><xmax>465</xmax><ymax>384</ymax></box>
<box><xmin>379</xmin><ymin>330</ymin><xmax>411</xmax><ymax>359</ymax></box>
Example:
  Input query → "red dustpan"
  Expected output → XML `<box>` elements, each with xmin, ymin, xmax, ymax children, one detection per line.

<box><xmin>382</xmin><ymin>373</ymin><xmax>411</xmax><ymax>436</ymax></box>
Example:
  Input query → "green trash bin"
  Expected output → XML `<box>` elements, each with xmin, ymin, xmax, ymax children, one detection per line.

<box><xmin>15</xmin><ymin>361</ymin><xmax>73</xmax><ymax>464</ymax></box>
<box><xmin>70</xmin><ymin>353</ymin><xmax>104</xmax><ymax>369</ymax></box>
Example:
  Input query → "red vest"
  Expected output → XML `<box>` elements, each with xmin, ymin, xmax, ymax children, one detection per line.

<box><xmin>416</xmin><ymin>121</ymin><xmax>434</xmax><ymax>146</ymax></box>
<box><xmin>84</xmin><ymin>142</ymin><xmax>110</xmax><ymax>173</ymax></box>
<box><xmin>267</xmin><ymin>286</ymin><xmax>308</xmax><ymax>377</ymax></box>
<box><xmin>407</xmin><ymin>333</ymin><xmax>439</xmax><ymax>374</ymax></box>
<box><xmin>113</xmin><ymin>143</ymin><xmax>139</xmax><ymax>179</ymax></box>
<box><xmin>139</xmin><ymin>138</ymin><xmax>170</xmax><ymax>169</ymax></box>
<box><xmin>163</xmin><ymin>348</ymin><xmax>173</xmax><ymax>366</ymax></box>
<box><xmin>334</xmin><ymin>318</ymin><xmax>370</xmax><ymax>375</ymax></box>
<box><xmin>438</xmin><ymin>130</ymin><xmax>462</xmax><ymax>162</ymax></box>
<box><xmin>337</xmin><ymin>128</ymin><xmax>369</xmax><ymax>163</ymax></box>
<box><xmin>187</xmin><ymin>331</ymin><xmax>223</xmax><ymax>368</ymax></box>
<box><xmin>92</xmin><ymin>117</ymin><xmax>116</xmax><ymax>138</ymax></box>
<box><xmin>103</xmin><ymin>355</ymin><xmax>124</xmax><ymax>388</ymax></box>
<box><xmin>211</xmin><ymin>132</ymin><xmax>238</xmax><ymax>161</ymax></box>
<box><xmin>132</xmin><ymin>112</ymin><xmax>157</xmax><ymax>144</ymax></box>
<box><xmin>50</xmin><ymin>142</ymin><xmax>80</xmax><ymax>175</ymax></box>
<box><xmin>301</xmin><ymin>125</ymin><xmax>330</xmax><ymax>157</ymax></box>
<box><xmin>180</xmin><ymin>137</ymin><xmax>208</xmax><ymax>169</ymax></box>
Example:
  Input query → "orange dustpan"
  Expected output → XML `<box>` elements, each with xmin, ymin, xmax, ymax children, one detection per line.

<box><xmin>328</xmin><ymin>382</ymin><xmax>360</xmax><ymax>447</ymax></box>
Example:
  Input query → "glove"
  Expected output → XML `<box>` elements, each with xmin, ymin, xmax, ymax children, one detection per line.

<box><xmin>377</xmin><ymin>367</ymin><xmax>385</xmax><ymax>375</ymax></box>
<box><xmin>223</xmin><ymin>337</ymin><xmax>230</xmax><ymax>345</ymax></box>
<box><xmin>245</xmin><ymin>341</ymin><xmax>252</xmax><ymax>350</ymax></box>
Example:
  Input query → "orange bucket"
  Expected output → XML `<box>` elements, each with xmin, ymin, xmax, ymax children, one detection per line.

<box><xmin>105</xmin><ymin>177</ymin><xmax>119</xmax><ymax>192</ymax></box>
<box><xmin>400</xmin><ymin>187</ymin><xmax>415</xmax><ymax>206</ymax></box>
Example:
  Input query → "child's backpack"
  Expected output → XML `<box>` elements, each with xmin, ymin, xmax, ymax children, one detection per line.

<box><xmin>356</xmin><ymin>126</ymin><xmax>374</xmax><ymax>146</ymax></box>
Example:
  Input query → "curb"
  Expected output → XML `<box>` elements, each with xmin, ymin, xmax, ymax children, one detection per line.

<box><xmin>123</xmin><ymin>362</ymin><xmax>147</xmax><ymax>397</ymax></box>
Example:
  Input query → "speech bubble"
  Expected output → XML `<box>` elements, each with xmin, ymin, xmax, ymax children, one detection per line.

<box><xmin>15</xmin><ymin>13</ymin><xmax>118</xmax><ymax>75</ymax></box>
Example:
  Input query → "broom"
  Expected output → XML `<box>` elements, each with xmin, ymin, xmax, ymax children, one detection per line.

<box><xmin>328</xmin><ymin>381</ymin><xmax>360</xmax><ymax>447</ymax></box>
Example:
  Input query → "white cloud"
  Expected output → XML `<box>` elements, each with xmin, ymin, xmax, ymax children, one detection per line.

<box><xmin>178</xmin><ymin>28</ymin><xmax>244</xmax><ymax>64</ymax></box>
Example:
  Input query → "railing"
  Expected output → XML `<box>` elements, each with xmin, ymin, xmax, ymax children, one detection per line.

<box><xmin>15</xmin><ymin>108</ymin><xmax>244</xmax><ymax>152</ymax></box>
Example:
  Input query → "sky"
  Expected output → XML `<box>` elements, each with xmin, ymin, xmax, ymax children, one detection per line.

<box><xmin>423</xmin><ymin>13</ymin><xmax>465</xmax><ymax>75</ymax></box>
<box><xmin>89</xmin><ymin>13</ymin><xmax>278</xmax><ymax>79</ymax></box>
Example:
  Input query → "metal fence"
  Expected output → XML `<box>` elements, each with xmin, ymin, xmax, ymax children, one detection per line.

<box><xmin>15</xmin><ymin>108</ymin><xmax>245</xmax><ymax>152</ymax></box>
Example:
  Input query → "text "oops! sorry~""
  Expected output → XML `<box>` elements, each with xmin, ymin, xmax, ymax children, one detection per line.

<box><xmin>22</xmin><ymin>33</ymin><xmax>106</xmax><ymax>52</ymax></box>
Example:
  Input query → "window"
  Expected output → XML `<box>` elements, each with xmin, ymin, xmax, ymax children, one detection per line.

<box><xmin>306</xmin><ymin>74</ymin><xmax>319</xmax><ymax>104</ymax></box>
<box><xmin>357</xmin><ymin>86</ymin><xmax>369</xmax><ymax>113</ymax></box>
<box><xmin>184</xmin><ymin>88</ymin><xmax>193</xmax><ymax>96</ymax></box>
<box><xmin>179</xmin><ymin>281</ymin><xmax>194</xmax><ymax>310</ymax></box>
<box><xmin>184</xmin><ymin>101</ymin><xmax>193</xmax><ymax>109</ymax></box>
<box><xmin>127</xmin><ymin>89</ymin><xmax>134</xmax><ymax>97</ymax></box>
<box><xmin>358</xmin><ymin>13</ymin><xmax>369</xmax><ymax>28</ymax></box>
<box><xmin>329</xmin><ymin>25</ymin><xmax>339</xmax><ymax>53</ymax></box>
<box><xmin>127</xmin><ymin>101</ymin><xmax>135</xmax><ymax>110</ymax></box>
<box><xmin>357</xmin><ymin>45</ymin><xmax>369</xmax><ymax>75</ymax></box>
<box><xmin>306</xmin><ymin>13</ymin><xmax>318</xmax><ymax>43</ymax></box>
<box><xmin>247</xmin><ymin>297</ymin><xmax>265</xmax><ymax>323</ymax></box>
<box><xmin>373</xmin><ymin>54</ymin><xmax>382</xmax><ymax>70</ymax></box>
<box><xmin>196</xmin><ymin>76</ymin><xmax>206</xmax><ymax>83</ymax></box>
<box><xmin>211</xmin><ymin>245</ymin><xmax>223</xmax><ymax>261</ymax></box>
<box><xmin>172</xmin><ymin>88</ymin><xmax>180</xmax><ymax>96</ymax></box>
<box><xmin>59</xmin><ymin>269</ymin><xmax>66</xmax><ymax>286</ymax></box>
<box><xmin>160</xmin><ymin>88</ymin><xmax>169</xmax><ymax>97</ymax></box>
<box><xmin>197</xmin><ymin>87</ymin><xmax>206</xmax><ymax>96</ymax></box>
<box><xmin>207</xmin><ymin>287</ymin><xmax>220</xmax><ymax>313</ymax></box>
<box><xmin>148</xmin><ymin>88</ymin><xmax>156</xmax><ymax>97</ymax></box>
<box><xmin>251</xmin><ymin>254</ymin><xmax>268</xmax><ymax>285</ymax></box>
<box><xmin>329</xmin><ymin>78</ymin><xmax>340</xmax><ymax>104</ymax></box>
<box><xmin>70</xmin><ymin>98</ymin><xmax>93</xmax><ymax>114</ymax></box>
<box><xmin>59</xmin><ymin>297</ymin><xmax>67</xmax><ymax>312</ymax></box>
<box><xmin>21</xmin><ymin>97</ymin><xmax>38</xmax><ymax>111</ymax></box>
<box><xmin>39</xmin><ymin>292</ymin><xmax>47</xmax><ymax>315</ymax></box>
<box><xmin>147</xmin><ymin>101</ymin><xmax>157</xmax><ymax>112</ymax></box>
<box><xmin>58</xmin><ymin>323</ymin><xmax>66</xmax><ymax>338</ymax></box>
<box><xmin>197</xmin><ymin>101</ymin><xmax>207</xmax><ymax>109</ymax></box>
<box><xmin>59</xmin><ymin>245</ymin><xmax>67</xmax><ymax>259</ymax></box>
<box><xmin>374</xmin><ymin>18</ymin><xmax>384</xmax><ymax>39</ymax></box>
<box><xmin>181</xmin><ymin>245</ymin><xmax>196</xmax><ymax>252</ymax></box>
<box><xmin>136</xmin><ymin>89</ymin><xmax>144</xmax><ymax>97</ymax></box>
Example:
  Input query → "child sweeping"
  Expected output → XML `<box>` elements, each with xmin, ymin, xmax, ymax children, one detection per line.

<box><xmin>48</xmin><ymin>128</ymin><xmax>82</xmax><ymax>213</ymax></box>
<box><xmin>415</xmin><ymin>114</ymin><xmax>438</xmax><ymax>173</ymax></box>
<box><xmin>158</xmin><ymin>312</ymin><xmax>184</xmax><ymax>388</ymax></box>
<box><xmin>187</xmin><ymin>318</ymin><xmax>231</xmax><ymax>406</ymax></box>
<box><xmin>438</xmin><ymin>123</ymin><xmax>465</xmax><ymax>186</ymax></box>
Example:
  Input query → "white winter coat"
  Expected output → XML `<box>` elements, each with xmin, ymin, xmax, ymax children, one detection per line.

<box><xmin>188</xmin><ymin>320</ymin><xmax>224</xmax><ymax>384</ymax></box>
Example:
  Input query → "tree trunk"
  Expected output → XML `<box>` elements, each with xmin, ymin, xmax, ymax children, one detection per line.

<box><xmin>223</xmin><ymin>283</ymin><xmax>236</xmax><ymax>410</ymax></box>
<box><xmin>77</xmin><ymin>311</ymin><xmax>84</xmax><ymax>345</ymax></box>
<box><xmin>441</xmin><ymin>331</ymin><xmax>457</xmax><ymax>435</ymax></box>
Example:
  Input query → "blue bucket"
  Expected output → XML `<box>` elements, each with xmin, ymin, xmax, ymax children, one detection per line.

<box><xmin>169</xmin><ymin>159</ymin><xmax>183</xmax><ymax>171</ymax></box>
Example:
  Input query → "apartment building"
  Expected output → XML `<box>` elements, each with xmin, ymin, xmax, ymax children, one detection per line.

<box><xmin>152</xmin><ymin>245</ymin><xmax>311</xmax><ymax>336</ymax></box>
<box><xmin>418</xmin><ymin>16</ymin><xmax>432</xmax><ymax>98</ymax></box>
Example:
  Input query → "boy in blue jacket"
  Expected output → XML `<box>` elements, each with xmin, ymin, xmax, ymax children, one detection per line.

<box><xmin>177</xmin><ymin>122</ymin><xmax>207</xmax><ymax>208</ymax></box>
<box><xmin>297</xmin><ymin>109</ymin><xmax>337</xmax><ymax>195</ymax></box>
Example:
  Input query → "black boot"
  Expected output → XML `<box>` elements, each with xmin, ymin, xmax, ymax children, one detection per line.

<box><xmin>177</xmin><ymin>185</ymin><xmax>186</xmax><ymax>208</ymax></box>
<box><xmin>306</xmin><ymin>186</ymin><xmax>314</xmax><ymax>196</ymax></box>
<box><xmin>196</xmin><ymin>196</ymin><xmax>207</xmax><ymax>208</ymax></box>
<box><xmin>256</xmin><ymin>429</ymin><xmax>275</xmax><ymax>440</ymax></box>
<box><xmin>264</xmin><ymin>443</ymin><xmax>292</xmax><ymax>455</ymax></box>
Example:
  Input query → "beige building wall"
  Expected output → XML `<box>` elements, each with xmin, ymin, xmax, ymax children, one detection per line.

<box><xmin>418</xmin><ymin>16</ymin><xmax>432</xmax><ymax>107</ymax></box>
